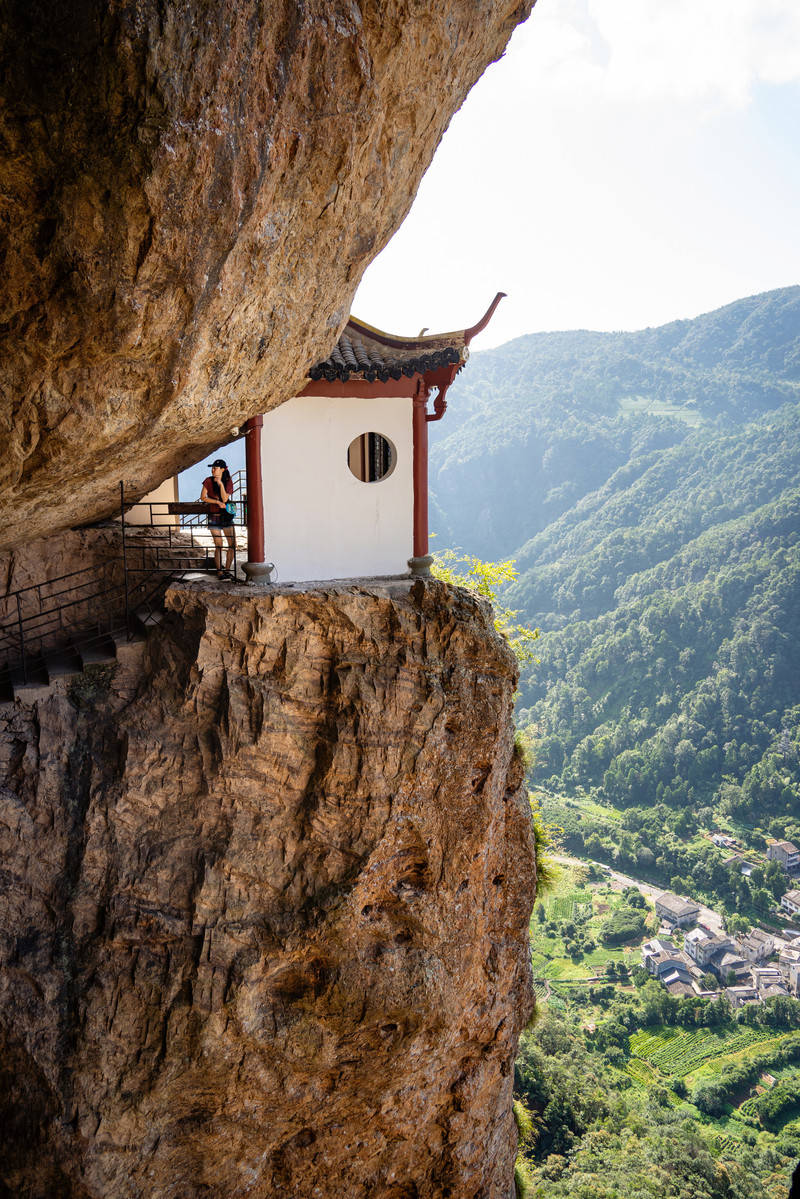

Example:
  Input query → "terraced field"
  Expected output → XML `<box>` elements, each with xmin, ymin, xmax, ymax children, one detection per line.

<box><xmin>626</xmin><ymin>1058</ymin><xmax>659</xmax><ymax>1086</ymax></box>
<box><xmin>629</xmin><ymin>1026</ymin><xmax>778</xmax><ymax>1077</ymax></box>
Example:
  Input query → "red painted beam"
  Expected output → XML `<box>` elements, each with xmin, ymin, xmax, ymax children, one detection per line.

<box><xmin>244</xmin><ymin>414</ymin><xmax>265</xmax><ymax>564</ymax></box>
<box><xmin>299</xmin><ymin>375</ymin><xmax>422</xmax><ymax>400</ymax></box>
<box><xmin>412</xmin><ymin>382</ymin><xmax>430</xmax><ymax>560</ymax></box>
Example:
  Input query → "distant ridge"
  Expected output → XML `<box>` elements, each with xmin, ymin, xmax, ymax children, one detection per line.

<box><xmin>432</xmin><ymin>286</ymin><xmax>800</xmax><ymax>822</ymax></box>
<box><xmin>431</xmin><ymin>285</ymin><xmax>800</xmax><ymax>559</ymax></box>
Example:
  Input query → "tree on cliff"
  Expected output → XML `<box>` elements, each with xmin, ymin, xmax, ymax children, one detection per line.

<box><xmin>432</xmin><ymin>549</ymin><xmax>540</xmax><ymax>664</ymax></box>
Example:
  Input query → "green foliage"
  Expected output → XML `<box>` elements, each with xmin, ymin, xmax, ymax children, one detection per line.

<box><xmin>514</xmin><ymin>425</ymin><xmax>800</xmax><ymax>840</ymax></box>
<box><xmin>529</xmin><ymin>791</ymin><xmax>559</xmax><ymax>898</ymax></box>
<box><xmin>752</xmin><ymin>1077</ymin><xmax>800</xmax><ymax>1130</ymax></box>
<box><xmin>538</xmin><ymin>790</ymin><xmax>790</xmax><ymax>917</ymax></box>
<box><xmin>623</xmin><ymin>885</ymin><xmax>646</xmax><ymax>908</ymax></box>
<box><xmin>513</xmin><ymin>1156</ymin><xmax>536</xmax><ymax>1199</ymax></box>
<box><xmin>513</xmin><ymin>1000</ymin><xmax>795</xmax><ymax>1198</ymax></box>
<box><xmin>430</xmin><ymin>549</ymin><xmax>540</xmax><ymax>663</ymax></box>
<box><xmin>599</xmin><ymin>904</ymin><xmax>648</xmax><ymax>946</ymax></box>
<box><xmin>529</xmin><ymin>862</ymin><xmax>650</xmax><ymax>979</ymax></box>
<box><xmin>67</xmin><ymin>662</ymin><xmax>116</xmax><ymax>709</ymax></box>
<box><xmin>513</xmin><ymin>1097</ymin><xmax>536</xmax><ymax>1146</ymax></box>
<box><xmin>430</xmin><ymin>289</ymin><xmax>800</xmax><ymax>826</ymax></box>
<box><xmin>688</xmin><ymin>1038</ymin><xmax>800</xmax><ymax>1119</ymax></box>
<box><xmin>431</xmin><ymin>286</ymin><xmax>800</xmax><ymax>562</ymax></box>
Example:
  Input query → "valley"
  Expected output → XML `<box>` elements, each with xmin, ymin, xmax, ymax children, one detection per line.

<box><xmin>433</xmin><ymin>286</ymin><xmax>800</xmax><ymax>1197</ymax></box>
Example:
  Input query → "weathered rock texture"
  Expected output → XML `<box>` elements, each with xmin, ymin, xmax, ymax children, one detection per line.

<box><xmin>0</xmin><ymin>0</ymin><xmax>533</xmax><ymax>550</ymax></box>
<box><xmin>0</xmin><ymin>577</ymin><xmax>536</xmax><ymax>1197</ymax></box>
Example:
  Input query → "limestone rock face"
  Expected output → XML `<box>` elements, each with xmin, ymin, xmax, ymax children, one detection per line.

<box><xmin>0</xmin><ymin>577</ymin><xmax>536</xmax><ymax>1198</ymax></box>
<box><xmin>0</xmin><ymin>0</ymin><xmax>532</xmax><ymax>551</ymax></box>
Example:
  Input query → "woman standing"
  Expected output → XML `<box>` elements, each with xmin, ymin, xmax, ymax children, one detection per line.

<box><xmin>201</xmin><ymin>459</ymin><xmax>236</xmax><ymax>578</ymax></box>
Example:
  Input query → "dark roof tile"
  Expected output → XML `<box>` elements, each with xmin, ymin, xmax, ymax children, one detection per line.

<box><xmin>308</xmin><ymin>318</ymin><xmax>468</xmax><ymax>385</ymax></box>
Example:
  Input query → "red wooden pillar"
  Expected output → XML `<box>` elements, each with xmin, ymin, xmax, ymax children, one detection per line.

<box><xmin>409</xmin><ymin>381</ymin><xmax>433</xmax><ymax>576</ymax></box>
<box><xmin>242</xmin><ymin>414</ymin><xmax>272</xmax><ymax>584</ymax></box>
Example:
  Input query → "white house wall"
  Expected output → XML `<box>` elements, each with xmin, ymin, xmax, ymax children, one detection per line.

<box><xmin>261</xmin><ymin>393</ymin><xmax>414</xmax><ymax>583</ymax></box>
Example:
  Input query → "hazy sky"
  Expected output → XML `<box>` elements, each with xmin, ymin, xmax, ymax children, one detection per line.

<box><xmin>354</xmin><ymin>0</ymin><xmax>800</xmax><ymax>349</ymax></box>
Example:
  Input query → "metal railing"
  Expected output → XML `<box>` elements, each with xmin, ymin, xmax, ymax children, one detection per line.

<box><xmin>130</xmin><ymin>470</ymin><xmax>248</xmax><ymax>531</ymax></box>
<box><xmin>0</xmin><ymin>480</ymin><xmax>234</xmax><ymax>686</ymax></box>
<box><xmin>0</xmin><ymin>566</ymin><xmax>130</xmax><ymax>681</ymax></box>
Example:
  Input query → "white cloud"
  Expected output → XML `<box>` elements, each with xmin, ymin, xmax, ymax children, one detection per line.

<box><xmin>513</xmin><ymin>0</ymin><xmax>800</xmax><ymax>109</ymax></box>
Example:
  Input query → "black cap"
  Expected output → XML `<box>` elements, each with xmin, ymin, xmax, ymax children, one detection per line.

<box><xmin>209</xmin><ymin>458</ymin><xmax>227</xmax><ymax>469</ymax></box>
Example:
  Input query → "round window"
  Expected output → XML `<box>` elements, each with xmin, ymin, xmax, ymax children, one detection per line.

<box><xmin>347</xmin><ymin>432</ymin><xmax>396</xmax><ymax>483</ymax></box>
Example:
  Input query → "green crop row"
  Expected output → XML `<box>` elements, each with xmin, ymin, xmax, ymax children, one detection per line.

<box><xmin>630</xmin><ymin>1026</ymin><xmax>777</xmax><ymax>1076</ymax></box>
<box><xmin>626</xmin><ymin>1059</ymin><xmax>658</xmax><ymax>1086</ymax></box>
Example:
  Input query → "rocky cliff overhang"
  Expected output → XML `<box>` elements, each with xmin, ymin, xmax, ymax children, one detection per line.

<box><xmin>0</xmin><ymin>0</ymin><xmax>532</xmax><ymax>551</ymax></box>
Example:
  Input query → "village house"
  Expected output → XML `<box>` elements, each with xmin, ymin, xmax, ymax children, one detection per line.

<box><xmin>707</xmin><ymin>945</ymin><xmax>750</xmax><ymax>983</ymax></box>
<box><xmin>789</xmin><ymin>961</ymin><xmax>800</xmax><ymax>997</ymax></box>
<box><xmin>684</xmin><ymin>929</ymin><xmax>737</xmax><ymax>971</ymax></box>
<box><xmin>641</xmin><ymin>938</ymin><xmax>677</xmax><ymax>974</ymax></box>
<box><xmin>661</xmin><ymin>971</ymin><xmax>696</xmax><ymax>998</ymax></box>
<box><xmin>779</xmin><ymin>944</ymin><xmax>800</xmax><ymax>969</ymax></box>
<box><xmin>751</xmin><ymin>966</ymin><xmax>784</xmax><ymax>995</ymax></box>
<box><xmin>640</xmin><ymin>939</ymin><xmax>699</xmax><ymax>996</ymax></box>
<box><xmin>726</xmin><ymin>985</ymin><xmax>760</xmax><ymax>1009</ymax></box>
<box><xmin>761</xmin><ymin>981</ymin><xmax>791</xmax><ymax>1000</ymax></box>
<box><xmin>684</xmin><ymin>926</ymin><xmax>714</xmax><ymax>963</ymax></box>
<box><xmin>780</xmin><ymin>889</ymin><xmax>800</xmax><ymax>917</ymax></box>
<box><xmin>737</xmin><ymin>928</ymin><xmax>775</xmax><ymax>962</ymax></box>
<box><xmin>654</xmin><ymin>956</ymin><xmax>695</xmax><ymax>993</ymax></box>
<box><xmin>767</xmin><ymin>840</ymin><xmax>800</xmax><ymax>874</ymax></box>
<box><xmin>654</xmin><ymin>892</ymin><xmax>701</xmax><ymax>929</ymax></box>
<box><xmin>779</xmin><ymin>935</ymin><xmax>800</xmax><ymax>969</ymax></box>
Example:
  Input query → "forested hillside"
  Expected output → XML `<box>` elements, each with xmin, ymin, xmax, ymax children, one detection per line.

<box><xmin>516</xmin><ymin>409</ymin><xmax>800</xmax><ymax>825</ymax></box>
<box><xmin>433</xmin><ymin>287</ymin><xmax>800</xmax><ymax>837</ymax></box>
<box><xmin>430</xmin><ymin>286</ymin><xmax>800</xmax><ymax>560</ymax></box>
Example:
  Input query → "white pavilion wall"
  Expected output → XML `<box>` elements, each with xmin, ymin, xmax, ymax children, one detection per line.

<box><xmin>260</xmin><ymin>393</ymin><xmax>413</xmax><ymax>583</ymax></box>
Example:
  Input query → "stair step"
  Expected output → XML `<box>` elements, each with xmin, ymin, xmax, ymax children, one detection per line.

<box><xmin>110</xmin><ymin>630</ymin><xmax>147</xmax><ymax>668</ymax></box>
<box><xmin>153</xmin><ymin>554</ymin><xmax>207</xmax><ymax>565</ymax></box>
<box><xmin>10</xmin><ymin>655</ymin><xmax>50</xmax><ymax>701</ymax></box>
<box><xmin>43</xmin><ymin>646</ymin><xmax>83</xmax><ymax>680</ymax></box>
<box><xmin>110</xmin><ymin>629</ymin><xmax>146</xmax><ymax>651</ymax></box>
<box><xmin>79</xmin><ymin>637</ymin><xmax>118</xmax><ymax>667</ymax></box>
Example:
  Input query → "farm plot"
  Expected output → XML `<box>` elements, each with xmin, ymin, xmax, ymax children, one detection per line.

<box><xmin>546</xmin><ymin>889</ymin><xmax>594</xmax><ymax>920</ymax></box>
<box><xmin>739</xmin><ymin>1093</ymin><xmax>765</xmax><ymax>1119</ymax></box>
<box><xmin>629</xmin><ymin>1026</ymin><xmax>777</xmax><ymax>1078</ymax></box>
<box><xmin>686</xmin><ymin>1033</ymin><xmax>792</xmax><ymax>1085</ymax></box>
<box><xmin>626</xmin><ymin>1058</ymin><xmax>659</xmax><ymax>1087</ymax></box>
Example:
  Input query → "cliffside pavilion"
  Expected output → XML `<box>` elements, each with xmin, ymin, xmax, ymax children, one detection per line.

<box><xmin>240</xmin><ymin>295</ymin><xmax>505</xmax><ymax>584</ymax></box>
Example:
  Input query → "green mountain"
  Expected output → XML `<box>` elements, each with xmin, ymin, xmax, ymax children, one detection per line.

<box><xmin>430</xmin><ymin>286</ymin><xmax>800</xmax><ymax>561</ymax></box>
<box><xmin>432</xmin><ymin>287</ymin><xmax>800</xmax><ymax>839</ymax></box>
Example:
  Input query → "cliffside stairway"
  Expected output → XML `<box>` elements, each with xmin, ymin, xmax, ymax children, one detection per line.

<box><xmin>0</xmin><ymin>483</ymin><xmax>243</xmax><ymax>704</ymax></box>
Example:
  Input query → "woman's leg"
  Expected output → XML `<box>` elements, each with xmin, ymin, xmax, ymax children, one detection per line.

<box><xmin>210</xmin><ymin>528</ymin><xmax>223</xmax><ymax>573</ymax></box>
<box><xmin>223</xmin><ymin>526</ymin><xmax>236</xmax><ymax>571</ymax></box>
